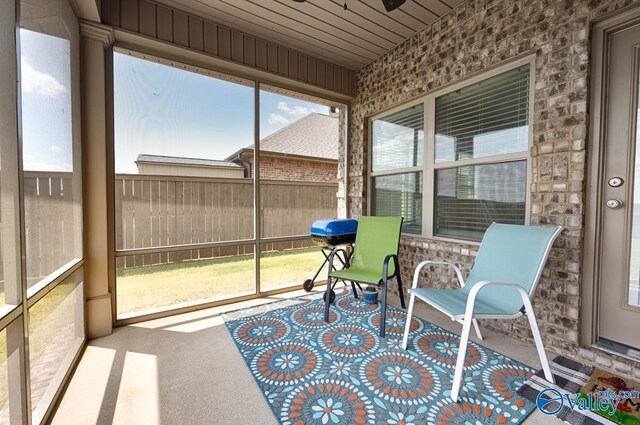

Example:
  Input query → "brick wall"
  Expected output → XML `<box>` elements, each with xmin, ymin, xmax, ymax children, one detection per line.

<box><xmin>347</xmin><ymin>0</ymin><xmax>640</xmax><ymax>377</ymax></box>
<box><xmin>240</xmin><ymin>152</ymin><xmax>338</xmax><ymax>183</ymax></box>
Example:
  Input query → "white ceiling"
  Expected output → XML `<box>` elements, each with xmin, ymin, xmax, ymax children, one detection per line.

<box><xmin>154</xmin><ymin>0</ymin><xmax>467</xmax><ymax>70</ymax></box>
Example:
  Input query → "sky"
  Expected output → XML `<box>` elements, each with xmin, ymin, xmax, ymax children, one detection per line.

<box><xmin>19</xmin><ymin>47</ymin><xmax>329</xmax><ymax>174</ymax></box>
<box><xmin>112</xmin><ymin>53</ymin><xmax>329</xmax><ymax>173</ymax></box>
<box><xmin>20</xmin><ymin>29</ymin><xmax>73</xmax><ymax>172</ymax></box>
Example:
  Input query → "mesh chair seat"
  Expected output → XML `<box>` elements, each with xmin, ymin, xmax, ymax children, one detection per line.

<box><xmin>410</xmin><ymin>287</ymin><xmax>522</xmax><ymax>318</ymax></box>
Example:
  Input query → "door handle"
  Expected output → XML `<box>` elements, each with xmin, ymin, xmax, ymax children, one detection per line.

<box><xmin>606</xmin><ymin>199</ymin><xmax>623</xmax><ymax>209</ymax></box>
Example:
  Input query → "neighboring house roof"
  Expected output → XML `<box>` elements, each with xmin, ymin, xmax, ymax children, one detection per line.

<box><xmin>226</xmin><ymin>113</ymin><xmax>339</xmax><ymax>161</ymax></box>
<box><xmin>136</xmin><ymin>154</ymin><xmax>243</xmax><ymax>169</ymax></box>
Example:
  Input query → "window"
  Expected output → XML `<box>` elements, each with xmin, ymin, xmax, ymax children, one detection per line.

<box><xmin>370</xmin><ymin>104</ymin><xmax>424</xmax><ymax>234</ymax></box>
<box><xmin>369</xmin><ymin>62</ymin><xmax>531</xmax><ymax>241</ymax></box>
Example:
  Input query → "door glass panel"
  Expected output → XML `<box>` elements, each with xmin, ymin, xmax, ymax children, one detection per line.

<box><xmin>629</xmin><ymin>95</ymin><xmax>640</xmax><ymax>308</ymax></box>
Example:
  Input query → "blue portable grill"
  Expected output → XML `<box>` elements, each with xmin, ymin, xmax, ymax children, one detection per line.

<box><xmin>303</xmin><ymin>218</ymin><xmax>358</xmax><ymax>292</ymax></box>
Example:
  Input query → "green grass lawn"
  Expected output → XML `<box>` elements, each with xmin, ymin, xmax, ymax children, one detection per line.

<box><xmin>117</xmin><ymin>247</ymin><xmax>329</xmax><ymax>315</ymax></box>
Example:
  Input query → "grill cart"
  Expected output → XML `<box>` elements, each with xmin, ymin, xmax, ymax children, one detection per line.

<box><xmin>304</xmin><ymin>218</ymin><xmax>358</xmax><ymax>294</ymax></box>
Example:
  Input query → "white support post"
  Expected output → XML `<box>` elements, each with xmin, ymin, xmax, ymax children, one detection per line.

<box><xmin>80</xmin><ymin>22</ymin><xmax>115</xmax><ymax>338</ymax></box>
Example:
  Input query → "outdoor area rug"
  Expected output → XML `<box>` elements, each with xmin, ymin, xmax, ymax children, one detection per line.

<box><xmin>517</xmin><ymin>355</ymin><xmax>640</xmax><ymax>425</ymax></box>
<box><xmin>223</xmin><ymin>287</ymin><xmax>537</xmax><ymax>424</ymax></box>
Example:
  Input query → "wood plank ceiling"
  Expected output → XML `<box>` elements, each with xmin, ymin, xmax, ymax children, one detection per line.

<box><xmin>152</xmin><ymin>0</ymin><xmax>467</xmax><ymax>70</ymax></box>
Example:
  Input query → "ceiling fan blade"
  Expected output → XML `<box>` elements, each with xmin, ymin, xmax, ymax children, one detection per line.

<box><xmin>382</xmin><ymin>0</ymin><xmax>407</xmax><ymax>12</ymax></box>
<box><xmin>291</xmin><ymin>0</ymin><xmax>406</xmax><ymax>12</ymax></box>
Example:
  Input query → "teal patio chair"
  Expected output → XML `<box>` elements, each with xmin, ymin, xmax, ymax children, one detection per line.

<box><xmin>401</xmin><ymin>223</ymin><xmax>562</xmax><ymax>402</ymax></box>
<box><xmin>324</xmin><ymin>216</ymin><xmax>405</xmax><ymax>338</ymax></box>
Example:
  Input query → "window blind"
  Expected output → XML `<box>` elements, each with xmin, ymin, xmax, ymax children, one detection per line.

<box><xmin>434</xmin><ymin>65</ymin><xmax>530</xmax><ymax>241</ymax></box>
<box><xmin>435</xmin><ymin>160</ymin><xmax>527</xmax><ymax>240</ymax></box>
<box><xmin>435</xmin><ymin>65</ymin><xmax>530</xmax><ymax>163</ymax></box>
<box><xmin>372</xmin><ymin>104</ymin><xmax>424</xmax><ymax>172</ymax></box>
<box><xmin>372</xmin><ymin>172</ymin><xmax>423</xmax><ymax>234</ymax></box>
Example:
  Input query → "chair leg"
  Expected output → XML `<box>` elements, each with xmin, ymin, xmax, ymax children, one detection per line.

<box><xmin>393</xmin><ymin>256</ymin><xmax>406</xmax><ymax>309</ymax></box>
<box><xmin>324</xmin><ymin>257</ymin><xmax>333</xmax><ymax>322</ymax></box>
<box><xmin>472</xmin><ymin>319</ymin><xmax>483</xmax><ymax>340</ymax></box>
<box><xmin>396</xmin><ymin>275</ymin><xmax>406</xmax><ymax>310</ymax></box>
<box><xmin>451</xmin><ymin>315</ymin><xmax>473</xmax><ymax>402</ymax></box>
<box><xmin>522</xmin><ymin>296</ymin><xmax>555</xmax><ymax>384</ymax></box>
<box><xmin>324</xmin><ymin>279</ymin><xmax>332</xmax><ymax>322</ymax></box>
<box><xmin>379</xmin><ymin>278</ymin><xmax>388</xmax><ymax>338</ymax></box>
<box><xmin>350</xmin><ymin>281</ymin><xmax>359</xmax><ymax>299</ymax></box>
<box><xmin>401</xmin><ymin>293</ymin><xmax>416</xmax><ymax>350</ymax></box>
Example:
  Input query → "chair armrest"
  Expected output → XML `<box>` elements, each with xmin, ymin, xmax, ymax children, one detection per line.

<box><xmin>411</xmin><ymin>260</ymin><xmax>465</xmax><ymax>289</ymax></box>
<box><xmin>382</xmin><ymin>254</ymin><xmax>397</xmax><ymax>280</ymax></box>
<box><xmin>464</xmin><ymin>281</ymin><xmax>528</xmax><ymax>319</ymax></box>
<box><xmin>327</xmin><ymin>248</ymin><xmax>347</xmax><ymax>273</ymax></box>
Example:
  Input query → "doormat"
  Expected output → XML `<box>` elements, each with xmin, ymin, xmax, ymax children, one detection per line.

<box><xmin>223</xmin><ymin>288</ymin><xmax>538</xmax><ymax>424</ymax></box>
<box><xmin>579</xmin><ymin>369</ymin><xmax>640</xmax><ymax>424</ymax></box>
<box><xmin>517</xmin><ymin>355</ymin><xmax>640</xmax><ymax>425</ymax></box>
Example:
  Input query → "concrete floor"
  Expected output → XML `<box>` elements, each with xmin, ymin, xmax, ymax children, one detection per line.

<box><xmin>51</xmin><ymin>289</ymin><xmax>561</xmax><ymax>424</ymax></box>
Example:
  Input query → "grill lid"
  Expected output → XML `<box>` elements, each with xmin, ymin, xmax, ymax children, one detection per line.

<box><xmin>310</xmin><ymin>218</ymin><xmax>358</xmax><ymax>236</ymax></box>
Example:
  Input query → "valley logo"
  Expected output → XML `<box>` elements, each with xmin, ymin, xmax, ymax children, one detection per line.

<box><xmin>536</xmin><ymin>387</ymin><xmax>640</xmax><ymax>417</ymax></box>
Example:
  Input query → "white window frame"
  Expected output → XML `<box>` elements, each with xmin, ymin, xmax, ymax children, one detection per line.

<box><xmin>368</xmin><ymin>56</ymin><xmax>535</xmax><ymax>243</ymax></box>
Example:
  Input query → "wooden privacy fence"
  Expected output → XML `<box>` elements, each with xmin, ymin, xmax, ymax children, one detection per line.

<box><xmin>115</xmin><ymin>174</ymin><xmax>338</xmax><ymax>268</ymax></box>
<box><xmin>23</xmin><ymin>172</ymin><xmax>80</xmax><ymax>284</ymax></box>
<box><xmin>19</xmin><ymin>172</ymin><xmax>337</xmax><ymax>274</ymax></box>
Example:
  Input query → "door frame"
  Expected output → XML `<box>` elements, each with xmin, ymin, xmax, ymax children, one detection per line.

<box><xmin>583</xmin><ymin>5</ymin><xmax>640</xmax><ymax>348</ymax></box>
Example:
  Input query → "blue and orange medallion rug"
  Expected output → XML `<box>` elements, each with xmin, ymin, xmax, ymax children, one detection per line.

<box><xmin>223</xmin><ymin>288</ymin><xmax>537</xmax><ymax>424</ymax></box>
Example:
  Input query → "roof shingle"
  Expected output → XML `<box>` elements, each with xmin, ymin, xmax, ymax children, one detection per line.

<box><xmin>229</xmin><ymin>113</ymin><xmax>338</xmax><ymax>161</ymax></box>
<box><xmin>136</xmin><ymin>154</ymin><xmax>242</xmax><ymax>168</ymax></box>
